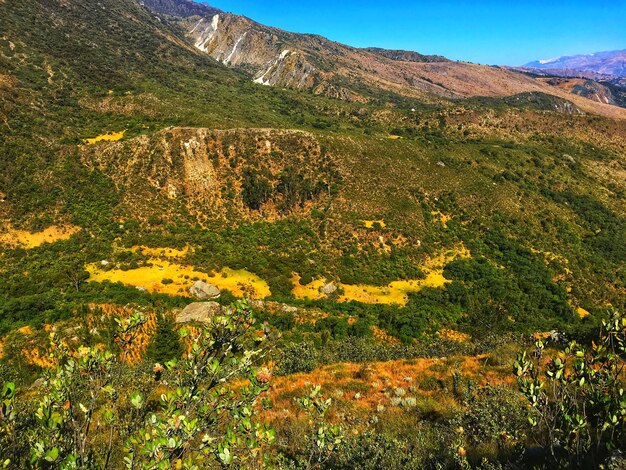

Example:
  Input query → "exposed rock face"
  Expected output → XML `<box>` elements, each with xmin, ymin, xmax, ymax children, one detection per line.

<box><xmin>176</xmin><ymin>301</ymin><xmax>223</xmax><ymax>323</ymax></box>
<box><xmin>534</xmin><ymin>77</ymin><xmax>626</xmax><ymax>108</ymax></box>
<box><xmin>189</xmin><ymin>280</ymin><xmax>220</xmax><ymax>299</ymax></box>
<box><xmin>183</xmin><ymin>13</ymin><xmax>323</xmax><ymax>92</ymax></box>
<box><xmin>321</xmin><ymin>282</ymin><xmax>337</xmax><ymax>295</ymax></box>
<box><xmin>80</xmin><ymin>127</ymin><xmax>339</xmax><ymax>222</ymax></box>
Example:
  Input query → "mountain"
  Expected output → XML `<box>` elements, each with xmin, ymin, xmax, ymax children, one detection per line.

<box><xmin>1</xmin><ymin>0</ymin><xmax>626</xmax><ymax>466</ymax></box>
<box><xmin>140</xmin><ymin>0</ymin><xmax>626</xmax><ymax>116</ymax></box>
<box><xmin>524</xmin><ymin>49</ymin><xmax>626</xmax><ymax>77</ymax></box>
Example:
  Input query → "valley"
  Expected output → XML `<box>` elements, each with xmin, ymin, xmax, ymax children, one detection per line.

<box><xmin>0</xmin><ymin>0</ymin><xmax>625</xmax><ymax>467</ymax></box>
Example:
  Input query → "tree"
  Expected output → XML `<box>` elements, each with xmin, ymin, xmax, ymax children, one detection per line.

<box><xmin>513</xmin><ymin>311</ymin><xmax>626</xmax><ymax>467</ymax></box>
<box><xmin>0</xmin><ymin>301</ymin><xmax>276</xmax><ymax>469</ymax></box>
<box><xmin>146</xmin><ymin>313</ymin><xmax>182</xmax><ymax>365</ymax></box>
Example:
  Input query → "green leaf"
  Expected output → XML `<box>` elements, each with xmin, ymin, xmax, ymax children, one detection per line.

<box><xmin>130</xmin><ymin>392</ymin><xmax>144</xmax><ymax>410</ymax></box>
<box><xmin>44</xmin><ymin>447</ymin><xmax>59</xmax><ymax>463</ymax></box>
<box><xmin>1</xmin><ymin>383</ymin><xmax>15</xmax><ymax>400</ymax></box>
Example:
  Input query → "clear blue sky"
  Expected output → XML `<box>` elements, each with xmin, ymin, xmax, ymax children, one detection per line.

<box><xmin>204</xmin><ymin>0</ymin><xmax>625</xmax><ymax>65</ymax></box>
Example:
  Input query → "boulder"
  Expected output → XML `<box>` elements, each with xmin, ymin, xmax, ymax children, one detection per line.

<box><xmin>281</xmin><ymin>304</ymin><xmax>298</xmax><ymax>314</ymax></box>
<box><xmin>189</xmin><ymin>280</ymin><xmax>221</xmax><ymax>299</ymax></box>
<box><xmin>176</xmin><ymin>302</ymin><xmax>223</xmax><ymax>324</ymax></box>
<box><xmin>321</xmin><ymin>282</ymin><xmax>337</xmax><ymax>295</ymax></box>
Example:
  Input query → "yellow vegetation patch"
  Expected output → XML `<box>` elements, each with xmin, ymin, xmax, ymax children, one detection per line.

<box><xmin>293</xmin><ymin>245</ymin><xmax>470</xmax><ymax>306</ymax></box>
<box><xmin>338</xmin><ymin>273</ymin><xmax>449</xmax><ymax>305</ymax></box>
<box><xmin>291</xmin><ymin>274</ymin><xmax>327</xmax><ymax>300</ymax></box>
<box><xmin>577</xmin><ymin>307</ymin><xmax>591</xmax><ymax>319</ymax></box>
<box><xmin>83</xmin><ymin>130</ymin><xmax>126</xmax><ymax>144</ymax></box>
<box><xmin>431</xmin><ymin>211</ymin><xmax>452</xmax><ymax>228</ymax></box>
<box><xmin>0</xmin><ymin>225</ymin><xmax>80</xmax><ymax>248</ymax></box>
<box><xmin>362</xmin><ymin>219</ymin><xmax>386</xmax><ymax>229</ymax></box>
<box><xmin>22</xmin><ymin>348</ymin><xmax>56</xmax><ymax>369</ymax></box>
<box><xmin>209</xmin><ymin>267</ymin><xmax>272</xmax><ymax>299</ymax></box>
<box><xmin>86</xmin><ymin>259</ymin><xmax>271</xmax><ymax>299</ymax></box>
<box><xmin>17</xmin><ymin>325</ymin><xmax>33</xmax><ymax>335</ymax></box>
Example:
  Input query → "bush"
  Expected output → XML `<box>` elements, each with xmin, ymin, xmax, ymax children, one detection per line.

<box><xmin>0</xmin><ymin>301</ymin><xmax>275</xmax><ymax>468</ymax></box>
<box><xmin>514</xmin><ymin>311</ymin><xmax>626</xmax><ymax>467</ymax></box>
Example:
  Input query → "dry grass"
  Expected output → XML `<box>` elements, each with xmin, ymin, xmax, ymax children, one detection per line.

<box><xmin>263</xmin><ymin>353</ymin><xmax>516</xmax><ymax>424</ymax></box>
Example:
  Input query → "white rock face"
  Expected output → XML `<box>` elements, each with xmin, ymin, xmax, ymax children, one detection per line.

<box><xmin>224</xmin><ymin>32</ymin><xmax>247</xmax><ymax>64</ymax></box>
<box><xmin>194</xmin><ymin>14</ymin><xmax>220</xmax><ymax>52</ymax></box>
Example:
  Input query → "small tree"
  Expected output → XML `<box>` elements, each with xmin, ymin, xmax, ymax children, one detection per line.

<box><xmin>295</xmin><ymin>385</ymin><xmax>343</xmax><ymax>470</ymax></box>
<box><xmin>146</xmin><ymin>313</ymin><xmax>182</xmax><ymax>365</ymax></box>
<box><xmin>0</xmin><ymin>301</ymin><xmax>275</xmax><ymax>469</ymax></box>
<box><xmin>514</xmin><ymin>311</ymin><xmax>626</xmax><ymax>467</ymax></box>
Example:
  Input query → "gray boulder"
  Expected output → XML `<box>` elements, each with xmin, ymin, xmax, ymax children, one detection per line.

<box><xmin>281</xmin><ymin>304</ymin><xmax>298</xmax><ymax>313</ymax></box>
<box><xmin>189</xmin><ymin>280</ymin><xmax>221</xmax><ymax>299</ymax></box>
<box><xmin>176</xmin><ymin>302</ymin><xmax>223</xmax><ymax>324</ymax></box>
<box><xmin>321</xmin><ymin>282</ymin><xmax>337</xmax><ymax>295</ymax></box>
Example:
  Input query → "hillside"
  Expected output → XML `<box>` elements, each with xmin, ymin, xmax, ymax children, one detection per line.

<box><xmin>1</xmin><ymin>0</ymin><xmax>626</xmax><ymax>351</ymax></box>
<box><xmin>141</xmin><ymin>0</ymin><xmax>626</xmax><ymax>118</ymax></box>
<box><xmin>1</xmin><ymin>0</ymin><xmax>626</xmax><ymax>467</ymax></box>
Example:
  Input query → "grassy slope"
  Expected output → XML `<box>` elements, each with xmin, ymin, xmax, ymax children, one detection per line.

<box><xmin>0</xmin><ymin>0</ymin><xmax>625</xmax><ymax>343</ymax></box>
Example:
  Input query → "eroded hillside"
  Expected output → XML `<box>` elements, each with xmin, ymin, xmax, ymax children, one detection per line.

<box><xmin>80</xmin><ymin>127</ymin><xmax>339</xmax><ymax>222</ymax></box>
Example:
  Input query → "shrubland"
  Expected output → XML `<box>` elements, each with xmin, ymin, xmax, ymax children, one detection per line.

<box><xmin>1</xmin><ymin>0</ymin><xmax>626</xmax><ymax>467</ymax></box>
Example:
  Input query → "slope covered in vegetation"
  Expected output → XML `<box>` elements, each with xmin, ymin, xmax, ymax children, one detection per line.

<box><xmin>1</xmin><ymin>0</ymin><xmax>626</xmax><ymax>467</ymax></box>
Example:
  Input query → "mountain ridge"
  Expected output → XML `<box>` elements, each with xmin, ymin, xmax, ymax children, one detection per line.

<box><xmin>524</xmin><ymin>49</ymin><xmax>626</xmax><ymax>77</ymax></box>
<box><xmin>139</xmin><ymin>0</ymin><xmax>626</xmax><ymax>116</ymax></box>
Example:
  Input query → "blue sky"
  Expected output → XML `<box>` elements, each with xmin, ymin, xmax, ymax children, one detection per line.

<box><xmin>205</xmin><ymin>0</ymin><xmax>625</xmax><ymax>65</ymax></box>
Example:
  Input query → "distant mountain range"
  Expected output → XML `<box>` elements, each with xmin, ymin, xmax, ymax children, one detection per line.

<box><xmin>523</xmin><ymin>50</ymin><xmax>626</xmax><ymax>77</ymax></box>
<box><xmin>137</xmin><ymin>0</ymin><xmax>626</xmax><ymax>114</ymax></box>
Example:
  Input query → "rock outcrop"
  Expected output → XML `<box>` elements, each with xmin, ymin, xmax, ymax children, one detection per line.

<box><xmin>189</xmin><ymin>280</ymin><xmax>220</xmax><ymax>299</ymax></box>
<box><xmin>321</xmin><ymin>282</ymin><xmax>337</xmax><ymax>295</ymax></box>
<box><xmin>176</xmin><ymin>301</ymin><xmax>223</xmax><ymax>323</ymax></box>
